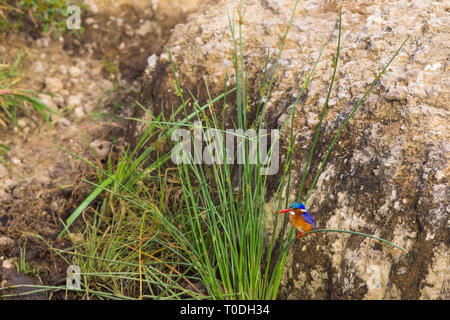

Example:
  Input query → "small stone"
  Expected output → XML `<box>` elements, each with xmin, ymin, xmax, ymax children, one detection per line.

<box><xmin>435</xmin><ymin>170</ymin><xmax>445</xmax><ymax>182</ymax></box>
<box><xmin>0</xmin><ymin>236</ymin><xmax>14</xmax><ymax>247</ymax></box>
<box><xmin>73</xmin><ymin>107</ymin><xmax>85</xmax><ymax>118</ymax></box>
<box><xmin>36</xmin><ymin>37</ymin><xmax>49</xmax><ymax>48</ymax></box>
<box><xmin>85</xmin><ymin>17</ymin><xmax>95</xmax><ymax>25</ymax></box>
<box><xmin>3</xmin><ymin>179</ymin><xmax>16</xmax><ymax>188</ymax></box>
<box><xmin>397</xmin><ymin>267</ymin><xmax>407</xmax><ymax>275</ymax></box>
<box><xmin>89</xmin><ymin>140</ymin><xmax>112</xmax><ymax>159</ymax></box>
<box><xmin>67</xmin><ymin>95</ymin><xmax>83</xmax><ymax>107</ymax></box>
<box><xmin>17</xmin><ymin>118</ymin><xmax>33</xmax><ymax>129</ymax></box>
<box><xmin>11</xmin><ymin>157</ymin><xmax>21</xmax><ymax>165</ymax></box>
<box><xmin>160</xmin><ymin>53</ymin><xmax>170</xmax><ymax>62</ymax></box>
<box><xmin>2</xmin><ymin>258</ymin><xmax>16</xmax><ymax>269</ymax></box>
<box><xmin>69</xmin><ymin>66</ymin><xmax>81</xmax><ymax>78</ymax></box>
<box><xmin>37</xmin><ymin>94</ymin><xmax>57</xmax><ymax>109</ymax></box>
<box><xmin>385</xmin><ymin>85</ymin><xmax>408</xmax><ymax>101</ymax></box>
<box><xmin>136</xmin><ymin>20</ymin><xmax>153</xmax><ymax>36</ymax></box>
<box><xmin>147</xmin><ymin>54</ymin><xmax>158</xmax><ymax>69</ymax></box>
<box><xmin>70</xmin><ymin>233</ymin><xmax>83</xmax><ymax>243</ymax></box>
<box><xmin>59</xmin><ymin>65</ymin><xmax>68</xmax><ymax>75</ymax></box>
<box><xmin>45</xmin><ymin>77</ymin><xmax>64</xmax><ymax>93</ymax></box>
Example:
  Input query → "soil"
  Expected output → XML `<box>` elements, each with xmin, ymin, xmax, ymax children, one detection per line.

<box><xmin>0</xmin><ymin>2</ymin><xmax>185</xmax><ymax>299</ymax></box>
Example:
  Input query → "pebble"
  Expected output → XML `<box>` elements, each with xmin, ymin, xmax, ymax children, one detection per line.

<box><xmin>73</xmin><ymin>107</ymin><xmax>85</xmax><ymax>118</ymax></box>
<box><xmin>136</xmin><ymin>20</ymin><xmax>153</xmax><ymax>36</ymax></box>
<box><xmin>69</xmin><ymin>66</ymin><xmax>82</xmax><ymax>78</ymax></box>
<box><xmin>69</xmin><ymin>233</ymin><xmax>83</xmax><ymax>243</ymax></box>
<box><xmin>37</xmin><ymin>93</ymin><xmax>57</xmax><ymax>109</ymax></box>
<box><xmin>397</xmin><ymin>267</ymin><xmax>407</xmax><ymax>275</ymax></box>
<box><xmin>45</xmin><ymin>77</ymin><xmax>64</xmax><ymax>93</ymax></box>
<box><xmin>36</xmin><ymin>37</ymin><xmax>50</xmax><ymax>48</ymax></box>
<box><xmin>2</xmin><ymin>179</ymin><xmax>17</xmax><ymax>188</ymax></box>
<box><xmin>59</xmin><ymin>65</ymin><xmax>68</xmax><ymax>75</ymax></box>
<box><xmin>435</xmin><ymin>170</ymin><xmax>445</xmax><ymax>182</ymax></box>
<box><xmin>67</xmin><ymin>94</ymin><xmax>83</xmax><ymax>107</ymax></box>
<box><xmin>2</xmin><ymin>258</ymin><xmax>16</xmax><ymax>269</ymax></box>
<box><xmin>0</xmin><ymin>236</ymin><xmax>14</xmax><ymax>247</ymax></box>
<box><xmin>147</xmin><ymin>54</ymin><xmax>158</xmax><ymax>69</ymax></box>
<box><xmin>85</xmin><ymin>17</ymin><xmax>96</xmax><ymax>25</ymax></box>
<box><xmin>385</xmin><ymin>85</ymin><xmax>408</xmax><ymax>101</ymax></box>
<box><xmin>55</xmin><ymin>118</ymin><xmax>71</xmax><ymax>128</ymax></box>
<box><xmin>89</xmin><ymin>140</ymin><xmax>112</xmax><ymax>159</ymax></box>
<box><xmin>11</xmin><ymin>157</ymin><xmax>21</xmax><ymax>165</ymax></box>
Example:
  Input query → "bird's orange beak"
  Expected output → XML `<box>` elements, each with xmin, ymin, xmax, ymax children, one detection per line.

<box><xmin>278</xmin><ymin>209</ymin><xmax>292</xmax><ymax>214</ymax></box>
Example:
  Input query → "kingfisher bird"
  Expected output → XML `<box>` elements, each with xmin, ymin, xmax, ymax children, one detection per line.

<box><xmin>278</xmin><ymin>202</ymin><xmax>316</xmax><ymax>239</ymax></box>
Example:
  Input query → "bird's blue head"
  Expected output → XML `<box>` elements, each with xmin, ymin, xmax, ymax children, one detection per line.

<box><xmin>289</xmin><ymin>202</ymin><xmax>306</xmax><ymax>210</ymax></box>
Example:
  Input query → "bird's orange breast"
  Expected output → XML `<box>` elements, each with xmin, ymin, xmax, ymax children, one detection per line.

<box><xmin>289</xmin><ymin>213</ymin><xmax>314</xmax><ymax>233</ymax></box>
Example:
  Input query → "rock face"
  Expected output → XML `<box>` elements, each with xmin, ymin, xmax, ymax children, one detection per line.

<box><xmin>140</xmin><ymin>0</ymin><xmax>449</xmax><ymax>299</ymax></box>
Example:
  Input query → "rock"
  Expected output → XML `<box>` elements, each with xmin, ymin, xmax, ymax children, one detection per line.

<box><xmin>0</xmin><ymin>164</ymin><xmax>8</xmax><ymax>179</ymax></box>
<box><xmin>2</xmin><ymin>179</ymin><xmax>17</xmax><ymax>188</ymax></box>
<box><xmin>2</xmin><ymin>258</ymin><xmax>16</xmax><ymax>269</ymax></box>
<box><xmin>67</xmin><ymin>94</ymin><xmax>83</xmax><ymax>107</ymax></box>
<box><xmin>58</xmin><ymin>65</ymin><xmax>68</xmax><ymax>75</ymax></box>
<box><xmin>36</xmin><ymin>37</ymin><xmax>49</xmax><ymax>48</ymax></box>
<box><xmin>73</xmin><ymin>107</ymin><xmax>85</xmax><ymax>119</ymax></box>
<box><xmin>37</xmin><ymin>93</ymin><xmax>57</xmax><ymax>110</ymax></box>
<box><xmin>147</xmin><ymin>54</ymin><xmax>158</xmax><ymax>70</ymax></box>
<box><xmin>139</xmin><ymin>0</ymin><xmax>449</xmax><ymax>299</ymax></box>
<box><xmin>136</xmin><ymin>20</ymin><xmax>154</xmax><ymax>36</ymax></box>
<box><xmin>85</xmin><ymin>17</ymin><xmax>96</xmax><ymax>25</ymax></box>
<box><xmin>10</xmin><ymin>157</ymin><xmax>21</xmax><ymax>165</ymax></box>
<box><xmin>385</xmin><ymin>85</ymin><xmax>408</xmax><ymax>101</ymax></box>
<box><xmin>0</xmin><ymin>236</ymin><xmax>14</xmax><ymax>247</ymax></box>
<box><xmin>69</xmin><ymin>66</ymin><xmax>81</xmax><ymax>78</ymax></box>
<box><xmin>89</xmin><ymin>140</ymin><xmax>112</xmax><ymax>159</ymax></box>
<box><xmin>44</xmin><ymin>77</ymin><xmax>64</xmax><ymax>93</ymax></box>
<box><xmin>69</xmin><ymin>233</ymin><xmax>83</xmax><ymax>243</ymax></box>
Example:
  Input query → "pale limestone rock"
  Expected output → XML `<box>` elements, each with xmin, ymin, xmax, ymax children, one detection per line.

<box><xmin>139</xmin><ymin>0</ymin><xmax>449</xmax><ymax>299</ymax></box>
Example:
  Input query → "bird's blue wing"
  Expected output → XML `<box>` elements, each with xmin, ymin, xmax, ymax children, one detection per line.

<box><xmin>302</xmin><ymin>211</ymin><xmax>315</xmax><ymax>229</ymax></box>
